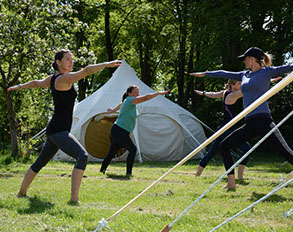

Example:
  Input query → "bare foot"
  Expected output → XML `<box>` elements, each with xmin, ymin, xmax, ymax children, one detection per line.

<box><xmin>223</xmin><ymin>184</ymin><xmax>236</xmax><ymax>191</ymax></box>
<box><xmin>195</xmin><ymin>165</ymin><xmax>204</xmax><ymax>176</ymax></box>
<box><xmin>17</xmin><ymin>192</ymin><xmax>28</xmax><ymax>198</ymax></box>
<box><xmin>68</xmin><ymin>199</ymin><xmax>80</xmax><ymax>206</ymax></box>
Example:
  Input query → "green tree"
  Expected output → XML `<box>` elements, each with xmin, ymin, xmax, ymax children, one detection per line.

<box><xmin>0</xmin><ymin>0</ymin><xmax>74</xmax><ymax>156</ymax></box>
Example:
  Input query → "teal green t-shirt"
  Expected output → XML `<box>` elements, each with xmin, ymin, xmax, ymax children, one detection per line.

<box><xmin>115</xmin><ymin>96</ymin><xmax>137</xmax><ymax>132</ymax></box>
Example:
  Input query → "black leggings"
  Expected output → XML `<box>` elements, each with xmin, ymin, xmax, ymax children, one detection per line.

<box><xmin>31</xmin><ymin>131</ymin><xmax>88</xmax><ymax>173</ymax></box>
<box><xmin>101</xmin><ymin>124</ymin><xmax>137</xmax><ymax>175</ymax></box>
<box><xmin>219</xmin><ymin>116</ymin><xmax>293</xmax><ymax>175</ymax></box>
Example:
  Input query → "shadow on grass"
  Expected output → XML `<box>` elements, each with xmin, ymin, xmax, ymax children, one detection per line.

<box><xmin>0</xmin><ymin>173</ymin><xmax>14</xmax><ymax>178</ymax></box>
<box><xmin>236</xmin><ymin>178</ymin><xmax>250</xmax><ymax>186</ymax></box>
<box><xmin>17</xmin><ymin>196</ymin><xmax>54</xmax><ymax>214</ymax></box>
<box><xmin>249</xmin><ymin>192</ymin><xmax>292</xmax><ymax>203</ymax></box>
<box><xmin>106</xmin><ymin>173</ymin><xmax>132</xmax><ymax>180</ymax></box>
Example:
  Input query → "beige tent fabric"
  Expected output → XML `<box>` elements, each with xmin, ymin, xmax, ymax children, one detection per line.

<box><xmin>84</xmin><ymin>118</ymin><xmax>114</xmax><ymax>159</ymax></box>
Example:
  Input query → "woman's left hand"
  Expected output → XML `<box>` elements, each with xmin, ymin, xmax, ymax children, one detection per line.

<box><xmin>159</xmin><ymin>90</ymin><xmax>170</xmax><ymax>95</ymax></box>
<box><xmin>106</xmin><ymin>60</ymin><xmax>122</xmax><ymax>68</ymax></box>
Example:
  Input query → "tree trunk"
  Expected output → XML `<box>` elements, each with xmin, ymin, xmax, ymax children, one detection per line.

<box><xmin>105</xmin><ymin>0</ymin><xmax>114</xmax><ymax>75</ymax></box>
<box><xmin>139</xmin><ymin>42</ymin><xmax>152</xmax><ymax>87</ymax></box>
<box><xmin>183</xmin><ymin>45</ymin><xmax>194</xmax><ymax>108</ymax></box>
<box><xmin>77</xmin><ymin>79</ymin><xmax>87</xmax><ymax>101</ymax></box>
<box><xmin>177</xmin><ymin>41</ymin><xmax>186</xmax><ymax>106</ymax></box>
<box><xmin>176</xmin><ymin>1</ymin><xmax>188</xmax><ymax>107</ymax></box>
<box><xmin>75</xmin><ymin>2</ymin><xmax>89</xmax><ymax>102</ymax></box>
<box><xmin>192</xmin><ymin>46</ymin><xmax>204</xmax><ymax>111</ymax></box>
<box><xmin>3</xmin><ymin>88</ymin><xmax>19</xmax><ymax>156</ymax></box>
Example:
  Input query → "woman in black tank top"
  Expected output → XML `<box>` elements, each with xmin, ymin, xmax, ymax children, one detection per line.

<box><xmin>8</xmin><ymin>49</ymin><xmax>121</xmax><ymax>203</ymax></box>
<box><xmin>194</xmin><ymin>80</ymin><xmax>251</xmax><ymax>178</ymax></box>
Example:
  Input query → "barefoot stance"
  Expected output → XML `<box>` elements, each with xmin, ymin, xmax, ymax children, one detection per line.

<box><xmin>223</xmin><ymin>183</ymin><xmax>236</xmax><ymax>190</ymax></box>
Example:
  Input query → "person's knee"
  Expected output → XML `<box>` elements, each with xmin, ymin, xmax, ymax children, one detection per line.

<box><xmin>219</xmin><ymin>141</ymin><xmax>229</xmax><ymax>154</ymax></box>
<box><xmin>75</xmin><ymin>153</ymin><xmax>88</xmax><ymax>170</ymax></box>
<box><xmin>30</xmin><ymin>162</ymin><xmax>44</xmax><ymax>173</ymax></box>
<box><xmin>129</xmin><ymin>145</ymin><xmax>137</xmax><ymax>155</ymax></box>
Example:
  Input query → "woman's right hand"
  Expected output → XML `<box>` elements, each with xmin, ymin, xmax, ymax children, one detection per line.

<box><xmin>194</xmin><ymin>90</ymin><xmax>204</xmax><ymax>96</ymax></box>
<box><xmin>189</xmin><ymin>72</ymin><xmax>206</xmax><ymax>77</ymax></box>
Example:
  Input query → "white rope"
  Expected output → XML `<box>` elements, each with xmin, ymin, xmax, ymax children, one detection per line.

<box><xmin>284</xmin><ymin>206</ymin><xmax>293</xmax><ymax>218</ymax></box>
<box><xmin>94</xmin><ymin>72</ymin><xmax>293</xmax><ymax>230</ymax></box>
<box><xmin>168</xmin><ymin>110</ymin><xmax>293</xmax><ymax>228</ymax></box>
<box><xmin>93</xmin><ymin>218</ymin><xmax>111</xmax><ymax>232</ymax></box>
<box><xmin>210</xmin><ymin>177</ymin><xmax>293</xmax><ymax>232</ymax></box>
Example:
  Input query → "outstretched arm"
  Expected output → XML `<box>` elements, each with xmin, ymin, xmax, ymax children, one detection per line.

<box><xmin>190</xmin><ymin>70</ymin><xmax>243</xmax><ymax>81</ymax></box>
<box><xmin>56</xmin><ymin>60</ymin><xmax>121</xmax><ymax>85</ymax></box>
<box><xmin>189</xmin><ymin>72</ymin><xmax>206</xmax><ymax>78</ymax></box>
<box><xmin>194</xmin><ymin>90</ymin><xmax>224</xmax><ymax>99</ymax></box>
<box><xmin>107</xmin><ymin>102</ymin><xmax>123</xmax><ymax>113</ymax></box>
<box><xmin>132</xmin><ymin>90</ymin><xmax>170</xmax><ymax>105</ymax></box>
<box><xmin>7</xmin><ymin>75</ymin><xmax>52</xmax><ymax>91</ymax></box>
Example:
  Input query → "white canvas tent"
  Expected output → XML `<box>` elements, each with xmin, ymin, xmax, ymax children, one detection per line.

<box><xmin>54</xmin><ymin>60</ymin><xmax>207</xmax><ymax>162</ymax></box>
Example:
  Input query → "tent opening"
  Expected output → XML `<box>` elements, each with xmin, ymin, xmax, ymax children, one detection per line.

<box><xmin>84</xmin><ymin>114</ymin><xmax>125</xmax><ymax>159</ymax></box>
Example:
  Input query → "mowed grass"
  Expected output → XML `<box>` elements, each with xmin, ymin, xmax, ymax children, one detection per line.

<box><xmin>0</xmin><ymin>152</ymin><xmax>293</xmax><ymax>232</ymax></box>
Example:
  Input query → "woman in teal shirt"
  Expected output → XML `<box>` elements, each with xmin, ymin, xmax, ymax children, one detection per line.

<box><xmin>100</xmin><ymin>85</ymin><xmax>170</xmax><ymax>175</ymax></box>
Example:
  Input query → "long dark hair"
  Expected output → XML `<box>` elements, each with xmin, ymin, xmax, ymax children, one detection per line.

<box><xmin>122</xmin><ymin>85</ymin><xmax>138</xmax><ymax>102</ymax></box>
<box><xmin>52</xmin><ymin>49</ymin><xmax>70</xmax><ymax>71</ymax></box>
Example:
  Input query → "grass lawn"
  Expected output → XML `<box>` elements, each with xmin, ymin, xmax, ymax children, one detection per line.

<box><xmin>0</xmin><ymin>152</ymin><xmax>292</xmax><ymax>232</ymax></box>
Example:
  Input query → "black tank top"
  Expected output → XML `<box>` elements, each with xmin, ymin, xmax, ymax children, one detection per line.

<box><xmin>46</xmin><ymin>74</ymin><xmax>77</xmax><ymax>135</ymax></box>
<box><xmin>222</xmin><ymin>90</ymin><xmax>240</xmax><ymax>124</ymax></box>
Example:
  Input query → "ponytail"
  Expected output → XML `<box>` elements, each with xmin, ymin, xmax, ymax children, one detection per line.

<box><xmin>122</xmin><ymin>92</ymin><xmax>129</xmax><ymax>102</ymax></box>
<box><xmin>52</xmin><ymin>61</ymin><xmax>58</xmax><ymax>71</ymax></box>
<box><xmin>121</xmin><ymin>85</ymin><xmax>138</xmax><ymax>102</ymax></box>
<box><xmin>263</xmin><ymin>53</ymin><xmax>272</xmax><ymax>67</ymax></box>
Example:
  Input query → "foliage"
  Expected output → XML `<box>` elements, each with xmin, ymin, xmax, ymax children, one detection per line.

<box><xmin>0</xmin><ymin>0</ymin><xmax>77</xmax><ymax>154</ymax></box>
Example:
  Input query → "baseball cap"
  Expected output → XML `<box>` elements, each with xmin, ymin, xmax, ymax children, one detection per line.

<box><xmin>238</xmin><ymin>47</ymin><xmax>265</xmax><ymax>61</ymax></box>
